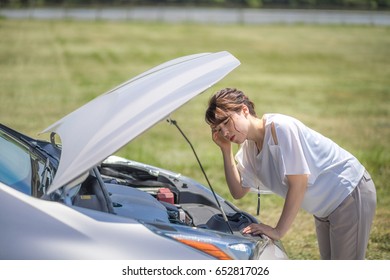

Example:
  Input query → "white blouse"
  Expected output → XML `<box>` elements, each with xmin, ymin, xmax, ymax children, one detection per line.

<box><xmin>235</xmin><ymin>113</ymin><xmax>364</xmax><ymax>217</ymax></box>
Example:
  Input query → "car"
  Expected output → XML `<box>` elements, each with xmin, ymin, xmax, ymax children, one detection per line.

<box><xmin>0</xmin><ymin>51</ymin><xmax>288</xmax><ymax>260</ymax></box>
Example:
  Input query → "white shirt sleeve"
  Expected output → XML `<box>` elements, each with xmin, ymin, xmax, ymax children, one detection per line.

<box><xmin>273</xmin><ymin>117</ymin><xmax>311</xmax><ymax>175</ymax></box>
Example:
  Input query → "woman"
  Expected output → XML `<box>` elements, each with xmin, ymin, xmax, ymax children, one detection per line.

<box><xmin>205</xmin><ymin>88</ymin><xmax>376</xmax><ymax>260</ymax></box>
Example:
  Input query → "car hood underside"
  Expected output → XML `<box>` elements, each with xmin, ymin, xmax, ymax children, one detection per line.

<box><xmin>41</xmin><ymin>51</ymin><xmax>240</xmax><ymax>194</ymax></box>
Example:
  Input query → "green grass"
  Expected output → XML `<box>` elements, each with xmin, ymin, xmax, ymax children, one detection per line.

<box><xmin>0</xmin><ymin>19</ymin><xmax>389</xmax><ymax>260</ymax></box>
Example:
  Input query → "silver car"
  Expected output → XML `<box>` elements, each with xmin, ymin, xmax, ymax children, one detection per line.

<box><xmin>0</xmin><ymin>51</ymin><xmax>288</xmax><ymax>260</ymax></box>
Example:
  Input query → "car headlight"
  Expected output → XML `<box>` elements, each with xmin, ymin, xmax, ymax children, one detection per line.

<box><xmin>144</xmin><ymin>222</ymin><xmax>268</xmax><ymax>260</ymax></box>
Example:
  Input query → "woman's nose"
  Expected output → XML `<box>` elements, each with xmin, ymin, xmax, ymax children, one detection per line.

<box><xmin>221</xmin><ymin>127</ymin><xmax>229</xmax><ymax>137</ymax></box>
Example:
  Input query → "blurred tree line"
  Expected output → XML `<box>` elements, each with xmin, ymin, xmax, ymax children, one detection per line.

<box><xmin>1</xmin><ymin>0</ymin><xmax>389</xmax><ymax>10</ymax></box>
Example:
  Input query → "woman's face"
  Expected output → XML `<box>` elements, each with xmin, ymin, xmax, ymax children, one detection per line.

<box><xmin>213</xmin><ymin>110</ymin><xmax>248</xmax><ymax>144</ymax></box>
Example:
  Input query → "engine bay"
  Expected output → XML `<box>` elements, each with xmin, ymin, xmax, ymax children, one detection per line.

<box><xmin>95</xmin><ymin>157</ymin><xmax>258</xmax><ymax>234</ymax></box>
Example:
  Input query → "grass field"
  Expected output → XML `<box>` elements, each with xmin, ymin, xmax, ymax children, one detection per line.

<box><xmin>0</xmin><ymin>19</ymin><xmax>389</xmax><ymax>260</ymax></box>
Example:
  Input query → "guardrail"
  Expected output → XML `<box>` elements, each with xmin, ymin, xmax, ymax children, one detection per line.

<box><xmin>1</xmin><ymin>7</ymin><xmax>390</xmax><ymax>25</ymax></box>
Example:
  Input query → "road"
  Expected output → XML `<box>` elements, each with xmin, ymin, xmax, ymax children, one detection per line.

<box><xmin>1</xmin><ymin>7</ymin><xmax>390</xmax><ymax>25</ymax></box>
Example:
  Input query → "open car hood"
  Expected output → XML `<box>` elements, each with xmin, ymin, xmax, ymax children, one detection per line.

<box><xmin>42</xmin><ymin>51</ymin><xmax>240</xmax><ymax>194</ymax></box>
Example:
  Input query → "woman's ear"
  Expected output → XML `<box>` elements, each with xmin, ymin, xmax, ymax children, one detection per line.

<box><xmin>242</xmin><ymin>105</ymin><xmax>249</xmax><ymax>117</ymax></box>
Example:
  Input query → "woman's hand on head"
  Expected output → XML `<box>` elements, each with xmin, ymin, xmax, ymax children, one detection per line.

<box><xmin>212</xmin><ymin>129</ymin><xmax>231</xmax><ymax>151</ymax></box>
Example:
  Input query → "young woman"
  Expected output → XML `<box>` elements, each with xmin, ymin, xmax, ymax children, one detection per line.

<box><xmin>205</xmin><ymin>88</ymin><xmax>376</xmax><ymax>259</ymax></box>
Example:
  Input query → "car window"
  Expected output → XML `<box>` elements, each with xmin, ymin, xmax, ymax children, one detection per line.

<box><xmin>0</xmin><ymin>131</ymin><xmax>47</xmax><ymax>197</ymax></box>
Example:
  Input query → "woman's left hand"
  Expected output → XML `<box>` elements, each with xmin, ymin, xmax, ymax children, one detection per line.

<box><xmin>241</xmin><ymin>223</ymin><xmax>282</xmax><ymax>241</ymax></box>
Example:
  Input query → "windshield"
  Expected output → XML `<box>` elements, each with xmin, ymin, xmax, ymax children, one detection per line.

<box><xmin>0</xmin><ymin>131</ymin><xmax>54</xmax><ymax>197</ymax></box>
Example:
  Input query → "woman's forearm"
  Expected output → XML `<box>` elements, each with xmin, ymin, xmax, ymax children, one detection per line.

<box><xmin>275</xmin><ymin>174</ymin><xmax>308</xmax><ymax>238</ymax></box>
<box><xmin>221</xmin><ymin>148</ymin><xmax>249</xmax><ymax>199</ymax></box>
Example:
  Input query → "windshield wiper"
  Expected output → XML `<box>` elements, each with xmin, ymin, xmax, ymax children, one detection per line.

<box><xmin>39</xmin><ymin>157</ymin><xmax>52</xmax><ymax>195</ymax></box>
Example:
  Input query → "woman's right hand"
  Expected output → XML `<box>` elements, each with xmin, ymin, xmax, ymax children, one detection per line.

<box><xmin>212</xmin><ymin>129</ymin><xmax>231</xmax><ymax>151</ymax></box>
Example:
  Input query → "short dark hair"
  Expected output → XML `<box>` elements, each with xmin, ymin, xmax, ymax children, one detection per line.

<box><xmin>205</xmin><ymin>88</ymin><xmax>257</xmax><ymax>128</ymax></box>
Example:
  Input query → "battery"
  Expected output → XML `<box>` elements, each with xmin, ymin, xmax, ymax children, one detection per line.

<box><xmin>157</xmin><ymin>188</ymin><xmax>174</xmax><ymax>204</ymax></box>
